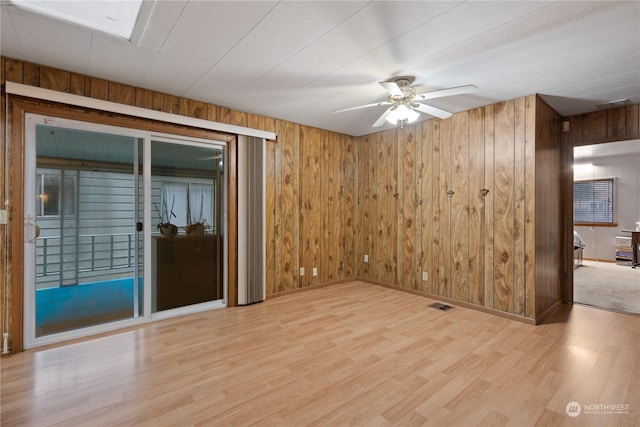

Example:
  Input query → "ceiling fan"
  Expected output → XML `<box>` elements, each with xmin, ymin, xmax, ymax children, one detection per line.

<box><xmin>333</xmin><ymin>76</ymin><xmax>477</xmax><ymax>128</ymax></box>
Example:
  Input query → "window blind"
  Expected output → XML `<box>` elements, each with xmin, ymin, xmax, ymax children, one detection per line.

<box><xmin>573</xmin><ymin>178</ymin><xmax>614</xmax><ymax>224</ymax></box>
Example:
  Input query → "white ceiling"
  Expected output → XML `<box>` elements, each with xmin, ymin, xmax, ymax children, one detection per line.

<box><xmin>2</xmin><ymin>1</ymin><xmax>639</xmax><ymax>137</ymax></box>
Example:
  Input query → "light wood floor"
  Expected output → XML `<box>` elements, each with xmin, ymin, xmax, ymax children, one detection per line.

<box><xmin>2</xmin><ymin>282</ymin><xmax>638</xmax><ymax>426</ymax></box>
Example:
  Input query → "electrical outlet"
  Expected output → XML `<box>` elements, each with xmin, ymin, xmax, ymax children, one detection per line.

<box><xmin>364</xmin><ymin>254</ymin><xmax>369</xmax><ymax>263</ymax></box>
<box><xmin>300</xmin><ymin>267</ymin><xmax>305</xmax><ymax>276</ymax></box>
<box><xmin>422</xmin><ymin>271</ymin><xmax>428</xmax><ymax>281</ymax></box>
<box><xmin>313</xmin><ymin>267</ymin><xmax>318</xmax><ymax>277</ymax></box>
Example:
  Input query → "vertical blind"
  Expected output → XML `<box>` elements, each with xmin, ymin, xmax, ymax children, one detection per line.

<box><xmin>573</xmin><ymin>178</ymin><xmax>615</xmax><ymax>224</ymax></box>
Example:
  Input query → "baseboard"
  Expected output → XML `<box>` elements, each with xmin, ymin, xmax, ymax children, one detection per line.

<box><xmin>534</xmin><ymin>299</ymin><xmax>564</xmax><ymax>325</ymax></box>
<box><xmin>583</xmin><ymin>257</ymin><xmax>616</xmax><ymax>263</ymax></box>
<box><xmin>357</xmin><ymin>277</ymin><xmax>536</xmax><ymax>325</ymax></box>
<box><xmin>266</xmin><ymin>279</ymin><xmax>351</xmax><ymax>299</ymax></box>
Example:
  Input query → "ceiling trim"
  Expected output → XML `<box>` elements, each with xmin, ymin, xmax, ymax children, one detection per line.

<box><xmin>5</xmin><ymin>82</ymin><xmax>276</xmax><ymax>140</ymax></box>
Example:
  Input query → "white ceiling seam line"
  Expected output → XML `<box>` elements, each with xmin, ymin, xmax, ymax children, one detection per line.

<box><xmin>5</xmin><ymin>82</ymin><xmax>276</xmax><ymax>140</ymax></box>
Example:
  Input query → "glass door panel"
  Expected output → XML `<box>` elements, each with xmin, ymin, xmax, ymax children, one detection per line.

<box><xmin>150</xmin><ymin>140</ymin><xmax>224</xmax><ymax>312</ymax></box>
<box><xmin>30</xmin><ymin>124</ymin><xmax>143</xmax><ymax>337</ymax></box>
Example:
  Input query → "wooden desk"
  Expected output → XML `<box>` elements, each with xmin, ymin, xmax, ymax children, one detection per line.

<box><xmin>622</xmin><ymin>230</ymin><xmax>640</xmax><ymax>268</ymax></box>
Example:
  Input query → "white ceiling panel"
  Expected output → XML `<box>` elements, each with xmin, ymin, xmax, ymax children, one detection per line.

<box><xmin>86</xmin><ymin>33</ymin><xmax>160</xmax><ymax>88</ymax></box>
<box><xmin>1</xmin><ymin>0</ymin><xmax>638</xmax><ymax>136</ymax></box>
<box><xmin>0</xmin><ymin>7</ymin><xmax>22</xmax><ymax>59</ymax></box>
<box><xmin>143</xmin><ymin>1</ymin><xmax>278</xmax><ymax>95</ymax></box>
<box><xmin>185</xmin><ymin>1</ymin><xmax>368</xmax><ymax>106</ymax></box>
<box><xmin>2</xmin><ymin>6</ymin><xmax>92</xmax><ymax>73</ymax></box>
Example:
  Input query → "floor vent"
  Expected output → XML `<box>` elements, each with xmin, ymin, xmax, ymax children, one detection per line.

<box><xmin>428</xmin><ymin>302</ymin><xmax>455</xmax><ymax>312</ymax></box>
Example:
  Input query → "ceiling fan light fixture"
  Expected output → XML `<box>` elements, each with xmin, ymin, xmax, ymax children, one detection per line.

<box><xmin>386</xmin><ymin>108</ymin><xmax>399</xmax><ymax>125</ymax></box>
<box><xmin>386</xmin><ymin>103</ymin><xmax>420</xmax><ymax>125</ymax></box>
<box><xmin>406</xmin><ymin>108</ymin><xmax>420</xmax><ymax>124</ymax></box>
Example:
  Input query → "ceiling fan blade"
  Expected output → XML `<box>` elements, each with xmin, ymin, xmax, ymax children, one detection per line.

<box><xmin>379</xmin><ymin>81</ymin><xmax>403</xmax><ymax>97</ymax></box>
<box><xmin>372</xmin><ymin>107</ymin><xmax>395</xmax><ymax>127</ymax></box>
<box><xmin>333</xmin><ymin>101</ymin><xmax>392</xmax><ymax>113</ymax></box>
<box><xmin>415</xmin><ymin>84</ymin><xmax>477</xmax><ymax>101</ymax></box>
<box><xmin>412</xmin><ymin>103</ymin><xmax>452</xmax><ymax>119</ymax></box>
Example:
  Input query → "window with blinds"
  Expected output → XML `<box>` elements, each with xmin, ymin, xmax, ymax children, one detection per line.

<box><xmin>573</xmin><ymin>178</ymin><xmax>615</xmax><ymax>225</ymax></box>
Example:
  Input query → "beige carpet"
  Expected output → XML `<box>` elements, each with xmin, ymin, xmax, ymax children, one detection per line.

<box><xmin>574</xmin><ymin>260</ymin><xmax>640</xmax><ymax>315</ymax></box>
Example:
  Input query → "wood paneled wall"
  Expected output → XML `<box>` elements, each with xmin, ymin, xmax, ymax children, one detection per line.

<box><xmin>1</xmin><ymin>57</ymin><xmax>356</xmax><ymax>352</ymax></box>
<box><xmin>567</xmin><ymin>105</ymin><xmax>640</xmax><ymax>145</ymax></box>
<box><xmin>266</xmin><ymin>123</ymin><xmax>355</xmax><ymax>296</ymax></box>
<box><xmin>355</xmin><ymin>95</ymin><xmax>564</xmax><ymax>320</ymax></box>
<box><xmin>2</xmin><ymin>55</ymin><xmax>568</xmax><ymax>354</ymax></box>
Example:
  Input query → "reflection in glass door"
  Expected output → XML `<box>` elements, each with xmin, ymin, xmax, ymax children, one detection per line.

<box><xmin>24</xmin><ymin>118</ymin><xmax>144</xmax><ymax>342</ymax></box>
<box><xmin>150</xmin><ymin>140</ymin><xmax>224</xmax><ymax>313</ymax></box>
<box><xmin>24</xmin><ymin>115</ymin><xmax>227</xmax><ymax>348</ymax></box>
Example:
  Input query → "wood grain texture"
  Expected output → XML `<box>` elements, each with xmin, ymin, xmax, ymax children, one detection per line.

<box><xmin>326</xmin><ymin>132</ymin><xmax>341</xmax><ymax>281</ymax></box>
<box><xmin>340</xmin><ymin>135</ymin><xmax>355</xmax><ymax>279</ymax></box>
<box><xmin>450</xmin><ymin>112</ymin><xmax>470</xmax><ymax>302</ymax></box>
<box><xmin>265</xmin><ymin>137</ymin><xmax>277</xmax><ymax>295</ymax></box>
<box><xmin>320</xmin><ymin>131</ymin><xmax>331</xmax><ymax>282</ymax></box>
<box><xmin>431</xmin><ymin>119</ymin><xmax>441</xmax><ymax>295</ymax></box>
<box><xmin>2</xmin><ymin>283</ymin><xmax>638</xmax><ymax>426</ymax></box>
<box><xmin>7</xmin><ymin>100</ymin><xmax>28</xmax><ymax>352</ymax></box>
<box><xmin>534</xmin><ymin>97</ymin><xmax>563</xmax><ymax>317</ymax></box>
<box><xmin>625</xmin><ymin>104</ymin><xmax>639</xmax><ymax>136</ymax></box>
<box><xmin>279</xmin><ymin>121</ymin><xmax>296</xmax><ymax>291</ymax></box>
<box><xmin>413</xmin><ymin>125</ymin><xmax>424</xmax><ymax>292</ymax></box>
<box><xmin>401</xmin><ymin>127</ymin><xmax>416</xmax><ymax>289</ymax></box>
<box><xmin>0</xmin><ymin>61</ymin><xmax>5</xmax><ymax>353</ymax></box>
<box><xmin>216</xmin><ymin>106</ymin><xmax>231</xmax><ymax>124</ymax></box>
<box><xmin>513</xmin><ymin>97</ymin><xmax>526</xmax><ymax>316</ymax></box>
<box><xmin>364</xmin><ymin>135</ymin><xmax>376</xmax><ymax>281</ymax></box>
<box><xmin>581</xmin><ymin>110</ymin><xmax>607</xmax><ymax>142</ymax></box>
<box><xmin>70</xmin><ymin>73</ymin><xmax>85</xmax><ymax>96</ymax></box>
<box><xmin>493</xmin><ymin>100</ymin><xmax>515</xmax><ymax>313</ymax></box>
<box><xmin>420</xmin><ymin>120</ymin><xmax>434</xmax><ymax>294</ymax></box>
<box><xmin>468</xmin><ymin>107</ymin><xmax>485</xmax><ymax>306</ymax></box>
<box><xmin>108</xmin><ymin>82</ymin><xmax>135</xmax><ymax>106</ymax></box>
<box><xmin>88</xmin><ymin>77</ymin><xmax>108</xmax><ymax>101</ymax></box>
<box><xmin>40</xmin><ymin>66</ymin><xmax>71</xmax><ymax>93</ymax></box>
<box><xmin>5</xmin><ymin>57</ymin><xmax>22</xmax><ymax>83</ymax></box>
<box><xmin>484</xmin><ymin>105</ymin><xmax>495</xmax><ymax>310</ymax></box>
<box><xmin>355</xmin><ymin>135</ymin><xmax>368</xmax><ymax>278</ymax></box>
<box><xmin>230</xmin><ymin>109</ymin><xmax>247</xmax><ymax>127</ymax></box>
<box><xmin>438</xmin><ymin>118</ymin><xmax>451</xmax><ymax>297</ymax></box>
<box><xmin>308</xmin><ymin>127</ymin><xmax>322</xmax><ymax>287</ymax></box>
<box><xmin>388</xmin><ymin>130</ymin><xmax>399</xmax><ymax>286</ymax></box>
<box><xmin>375</xmin><ymin>132</ymin><xmax>389</xmax><ymax>283</ymax></box>
<box><xmin>22</xmin><ymin>62</ymin><xmax>40</xmax><ymax>86</ymax></box>
<box><xmin>188</xmin><ymin>100</ymin><xmax>208</xmax><ymax>120</ymax></box>
<box><xmin>524</xmin><ymin>96</ymin><xmax>537</xmax><ymax>318</ymax></box>
<box><xmin>274</xmin><ymin>121</ymin><xmax>285</xmax><ymax>290</ymax></box>
<box><xmin>607</xmin><ymin>107</ymin><xmax>626</xmax><ymax>138</ymax></box>
<box><xmin>3</xmin><ymin>58</ymin><xmax>23</xmax><ymax>83</ymax></box>
<box><xmin>226</xmin><ymin>137</ymin><xmax>238</xmax><ymax>307</ymax></box>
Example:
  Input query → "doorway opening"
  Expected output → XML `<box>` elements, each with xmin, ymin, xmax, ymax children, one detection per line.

<box><xmin>572</xmin><ymin>140</ymin><xmax>640</xmax><ymax>315</ymax></box>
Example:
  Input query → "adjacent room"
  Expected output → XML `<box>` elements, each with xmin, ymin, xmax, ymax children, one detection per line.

<box><xmin>1</xmin><ymin>1</ymin><xmax>639</xmax><ymax>426</ymax></box>
<box><xmin>573</xmin><ymin>140</ymin><xmax>640</xmax><ymax>315</ymax></box>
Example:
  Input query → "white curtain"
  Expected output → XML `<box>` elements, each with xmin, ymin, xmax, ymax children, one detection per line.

<box><xmin>188</xmin><ymin>183</ymin><xmax>213</xmax><ymax>228</ymax></box>
<box><xmin>161</xmin><ymin>182</ymin><xmax>187</xmax><ymax>226</ymax></box>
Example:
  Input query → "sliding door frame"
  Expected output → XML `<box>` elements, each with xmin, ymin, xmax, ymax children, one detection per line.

<box><xmin>6</xmin><ymin>96</ymin><xmax>239</xmax><ymax>352</ymax></box>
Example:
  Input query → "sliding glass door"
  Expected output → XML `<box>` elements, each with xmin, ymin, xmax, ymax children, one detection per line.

<box><xmin>150</xmin><ymin>139</ymin><xmax>225</xmax><ymax>314</ymax></box>
<box><xmin>23</xmin><ymin>115</ymin><xmax>226</xmax><ymax>347</ymax></box>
